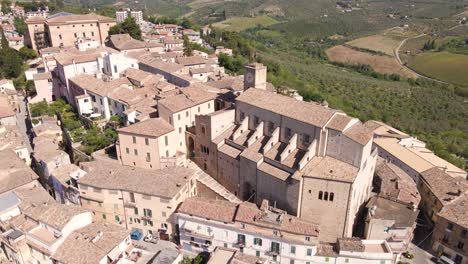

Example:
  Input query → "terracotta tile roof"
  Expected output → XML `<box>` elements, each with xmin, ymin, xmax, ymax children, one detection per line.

<box><xmin>235</xmin><ymin>201</ymin><xmax>320</xmax><ymax>237</ymax></box>
<box><xmin>219</xmin><ymin>144</ymin><xmax>241</xmax><ymax>159</ymax></box>
<box><xmin>54</xmin><ymin>47</ymin><xmax>117</xmax><ymax>65</ymax></box>
<box><xmin>32</xmin><ymin>72</ymin><xmax>52</xmax><ymax>81</ymax></box>
<box><xmin>338</xmin><ymin>237</ymin><xmax>365</xmax><ymax>252</ymax></box>
<box><xmin>373</xmin><ymin>137</ymin><xmax>434</xmax><ymax>173</ymax></box>
<box><xmin>109</xmin><ymin>34</ymin><xmax>163</xmax><ymax>51</ymax></box>
<box><xmin>317</xmin><ymin>243</ymin><xmax>338</xmax><ymax>256</ymax></box>
<box><xmin>375</xmin><ymin>158</ymin><xmax>421</xmax><ymax>205</ymax></box>
<box><xmin>258</xmin><ymin>162</ymin><xmax>291</xmax><ymax>181</ymax></box>
<box><xmin>0</xmin><ymin>150</ymin><xmax>39</xmax><ymax>195</ymax></box>
<box><xmin>437</xmin><ymin>193</ymin><xmax>468</xmax><ymax>229</ymax></box>
<box><xmin>52</xmin><ymin>222</ymin><xmax>128</xmax><ymax>264</ymax></box>
<box><xmin>158</xmin><ymin>86</ymin><xmax>217</xmax><ymax>113</ymax></box>
<box><xmin>206</xmin><ymin>76</ymin><xmax>244</xmax><ymax>92</ymax></box>
<box><xmin>14</xmin><ymin>187</ymin><xmax>88</xmax><ymax>230</ymax></box>
<box><xmin>326</xmin><ymin>114</ymin><xmax>354</xmax><ymax>131</ymax></box>
<box><xmin>79</xmin><ymin>161</ymin><xmax>195</xmax><ymax>198</ymax></box>
<box><xmin>46</xmin><ymin>13</ymin><xmax>115</xmax><ymax>25</ymax></box>
<box><xmin>420</xmin><ymin>167</ymin><xmax>468</xmax><ymax>205</ymax></box>
<box><xmin>131</xmin><ymin>53</ymin><xmax>184</xmax><ymax>73</ymax></box>
<box><xmin>0</xmin><ymin>106</ymin><xmax>15</xmax><ymax>118</ymax></box>
<box><xmin>177</xmin><ymin>197</ymin><xmax>237</xmax><ymax>223</ymax></box>
<box><xmin>25</xmin><ymin>16</ymin><xmax>45</xmax><ymax>24</ymax></box>
<box><xmin>117</xmin><ymin>118</ymin><xmax>173</xmax><ymax>138</ymax></box>
<box><xmin>303</xmin><ymin>156</ymin><xmax>359</xmax><ymax>183</ymax></box>
<box><xmin>236</xmin><ymin>88</ymin><xmax>337</xmax><ymax>128</ymax></box>
<box><xmin>176</xmin><ymin>56</ymin><xmax>206</xmax><ymax>66</ymax></box>
<box><xmin>343</xmin><ymin>122</ymin><xmax>374</xmax><ymax>145</ymax></box>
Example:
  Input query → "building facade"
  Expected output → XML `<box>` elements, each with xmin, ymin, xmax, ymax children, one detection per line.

<box><xmin>25</xmin><ymin>13</ymin><xmax>116</xmax><ymax>51</ymax></box>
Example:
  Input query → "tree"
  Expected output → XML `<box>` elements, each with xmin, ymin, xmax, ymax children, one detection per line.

<box><xmin>180</xmin><ymin>18</ymin><xmax>193</xmax><ymax>29</ymax></box>
<box><xmin>13</xmin><ymin>17</ymin><xmax>27</xmax><ymax>35</ymax></box>
<box><xmin>0</xmin><ymin>49</ymin><xmax>23</xmax><ymax>78</ymax></box>
<box><xmin>1</xmin><ymin>0</ymin><xmax>11</xmax><ymax>14</ymax></box>
<box><xmin>108</xmin><ymin>17</ymin><xmax>142</xmax><ymax>40</ymax></box>
<box><xmin>1</xmin><ymin>27</ymin><xmax>9</xmax><ymax>49</ymax></box>
<box><xmin>183</xmin><ymin>35</ymin><xmax>193</xmax><ymax>57</ymax></box>
<box><xmin>19</xmin><ymin>46</ymin><xmax>37</xmax><ymax>60</ymax></box>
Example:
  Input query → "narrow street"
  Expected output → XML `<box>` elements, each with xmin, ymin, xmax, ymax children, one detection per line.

<box><xmin>15</xmin><ymin>95</ymin><xmax>33</xmax><ymax>153</ymax></box>
<box><xmin>406</xmin><ymin>243</ymin><xmax>438</xmax><ymax>264</ymax></box>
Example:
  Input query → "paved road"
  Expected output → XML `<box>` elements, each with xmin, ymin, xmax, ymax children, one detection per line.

<box><xmin>404</xmin><ymin>243</ymin><xmax>437</xmax><ymax>264</ymax></box>
<box><xmin>15</xmin><ymin>95</ymin><xmax>33</xmax><ymax>152</ymax></box>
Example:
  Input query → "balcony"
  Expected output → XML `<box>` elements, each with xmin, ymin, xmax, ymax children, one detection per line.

<box><xmin>265</xmin><ymin>249</ymin><xmax>280</xmax><ymax>256</ymax></box>
<box><xmin>181</xmin><ymin>228</ymin><xmax>213</xmax><ymax>240</ymax></box>
<box><xmin>232</xmin><ymin>240</ymin><xmax>245</xmax><ymax>248</ymax></box>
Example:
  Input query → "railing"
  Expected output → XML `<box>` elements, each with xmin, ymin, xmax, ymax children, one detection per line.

<box><xmin>181</xmin><ymin>228</ymin><xmax>213</xmax><ymax>240</ymax></box>
<box><xmin>232</xmin><ymin>240</ymin><xmax>245</xmax><ymax>248</ymax></box>
<box><xmin>265</xmin><ymin>249</ymin><xmax>280</xmax><ymax>256</ymax></box>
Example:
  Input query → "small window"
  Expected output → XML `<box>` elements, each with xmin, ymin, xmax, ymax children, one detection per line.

<box><xmin>125</xmin><ymin>148</ymin><xmax>129</xmax><ymax>154</ymax></box>
<box><xmin>178</xmin><ymin>114</ymin><xmax>181</xmax><ymax>120</ymax></box>
<box><xmin>345</xmin><ymin>258</ymin><xmax>349</xmax><ymax>263</ymax></box>
<box><xmin>59</xmin><ymin>34</ymin><xmax>62</xmax><ymax>40</ymax></box>
<box><xmin>179</xmin><ymin>127</ymin><xmax>182</xmax><ymax>134</ymax></box>
<box><xmin>74</xmin><ymin>33</ymin><xmax>77</xmax><ymax>38</ymax></box>
<box><xmin>145</xmin><ymin>138</ymin><xmax>149</xmax><ymax>145</ymax></box>
<box><xmin>57</xmin><ymin>26</ymin><xmax>60</xmax><ymax>29</ymax></box>
<box><xmin>305</xmin><ymin>236</ymin><xmax>310</xmax><ymax>241</ymax></box>
<box><xmin>208</xmin><ymin>103</ymin><xmax>211</xmax><ymax>109</ymax></box>
<box><xmin>306</xmin><ymin>248</ymin><xmax>312</xmax><ymax>256</ymax></box>
<box><xmin>133</xmin><ymin>136</ymin><xmax>136</xmax><ymax>144</ymax></box>
<box><xmin>114</xmin><ymin>65</ymin><xmax>117</xmax><ymax>73</ymax></box>
<box><xmin>198</xmin><ymin>106</ymin><xmax>201</xmax><ymax>113</ymax></box>
<box><xmin>329</xmin><ymin>192</ymin><xmax>334</xmax><ymax>202</ymax></box>
<box><xmin>146</xmin><ymin>152</ymin><xmax>151</xmax><ymax>162</ymax></box>
<box><xmin>162</xmin><ymin>211</ymin><xmax>167</xmax><ymax>217</ymax></box>
<box><xmin>448</xmin><ymin>223</ymin><xmax>454</xmax><ymax>230</ymax></box>
<box><xmin>186</xmin><ymin>111</ymin><xmax>189</xmax><ymax>117</ymax></box>
<box><xmin>290</xmin><ymin>260</ymin><xmax>294</xmax><ymax>264</ymax></box>
<box><xmin>324</xmin><ymin>192</ymin><xmax>329</xmax><ymax>201</ymax></box>
<box><xmin>102</xmin><ymin>214</ymin><xmax>106</xmax><ymax>219</ymax></box>
<box><xmin>290</xmin><ymin>245</ymin><xmax>296</xmax><ymax>254</ymax></box>
<box><xmin>134</xmin><ymin>149</ymin><xmax>138</xmax><ymax>156</ymax></box>
<box><xmin>134</xmin><ymin>207</ymin><xmax>138</xmax><ymax>215</ymax></box>
<box><xmin>318</xmin><ymin>191</ymin><xmax>323</xmax><ymax>200</ymax></box>
<box><xmin>458</xmin><ymin>241</ymin><xmax>464</xmax><ymax>249</ymax></box>
<box><xmin>165</xmin><ymin>136</ymin><xmax>168</xmax><ymax>146</ymax></box>
<box><xmin>91</xmin><ymin>31</ymin><xmax>95</xmax><ymax>36</ymax></box>
<box><xmin>166</xmin><ymin>150</ymin><xmax>169</xmax><ymax>157</ymax></box>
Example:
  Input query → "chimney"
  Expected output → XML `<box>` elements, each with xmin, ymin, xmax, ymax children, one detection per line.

<box><xmin>260</xmin><ymin>199</ymin><xmax>269</xmax><ymax>211</ymax></box>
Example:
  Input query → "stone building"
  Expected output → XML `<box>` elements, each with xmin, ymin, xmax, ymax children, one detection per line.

<box><xmin>364</xmin><ymin>196</ymin><xmax>419</xmax><ymax>256</ymax></box>
<box><xmin>190</xmin><ymin>64</ymin><xmax>377</xmax><ymax>242</ymax></box>
<box><xmin>432</xmin><ymin>194</ymin><xmax>468</xmax><ymax>264</ymax></box>
<box><xmin>25</xmin><ymin>12</ymin><xmax>116</xmax><ymax>51</ymax></box>
<box><xmin>77</xmin><ymin>160</ymin><xmax>198</xmax><ymax>238</ymax></box>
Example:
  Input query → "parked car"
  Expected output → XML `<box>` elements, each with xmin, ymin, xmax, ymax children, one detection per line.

<box><xmin>131</xmin><ymin>230</ymin><xmax>143</xmax><ymax>240</ymax></box>
<box><xmin>437</xmin><ymin>256</ymin><xmax>455</xmax><ymax>264</ymax></box>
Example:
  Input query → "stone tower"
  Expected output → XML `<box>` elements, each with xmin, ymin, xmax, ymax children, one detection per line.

<box><xmin>244</xmin><ymin>63</ymin><xmax>267</xmax><ymax>91</ymax></box>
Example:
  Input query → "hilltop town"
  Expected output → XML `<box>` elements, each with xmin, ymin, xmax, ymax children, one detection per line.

<box><xmin>0</xmin><ymin>5</ymin><xmax>467</xmax><ymax>264</ymax></box>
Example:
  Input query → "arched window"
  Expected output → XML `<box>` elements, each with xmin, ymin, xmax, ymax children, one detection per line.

<box><xmin>318</xmin><ymin>191</ymin><xmax>323</xmax><ymax>200</ymax></box>
<box><xmin>324</xmin><ymin>192</ymin><xmax>329</xmax><ymax>201</ymax></box>
<box><xmin>330</xmin><ymin>192</ymin><xmax>334</xmax><ymax>202</ymax></box>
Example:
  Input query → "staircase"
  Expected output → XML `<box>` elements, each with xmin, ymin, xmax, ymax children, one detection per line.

<box><xmin>188</xmin><ymin>162</ymin><xmax>241</xmax><ymax>203</ymax></box>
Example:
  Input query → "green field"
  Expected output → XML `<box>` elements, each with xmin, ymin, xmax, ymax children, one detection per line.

<box><xmin>212</xmin><ymin>15</ymin><xmax>280</xmax><ymax>32</ymax></box>
<box><xmin>409</xmin><ymin>52</ymin><xmax>468</xmax><ymax>86</ymax></box>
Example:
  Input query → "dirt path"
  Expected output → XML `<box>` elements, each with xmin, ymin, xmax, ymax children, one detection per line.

<box><xmin>393</xmin><ymin>33</ymin><xmax>448</xmax><ymax>83</ymax></box>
